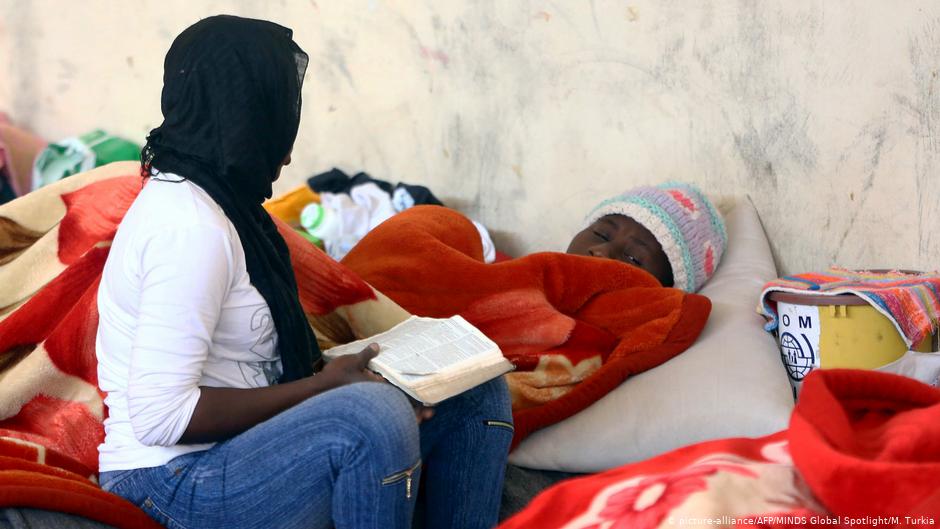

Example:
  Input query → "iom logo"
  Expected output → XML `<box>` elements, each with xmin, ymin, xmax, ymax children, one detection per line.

<box><xmin>776</xmin><ymin>303</ymin><xmax>822</xmax><ymax>391</ymax></box>
<box><xmin>780</xmin><ymin>331</ymin><xmax>816</xmax><ymax>381</ymax></box>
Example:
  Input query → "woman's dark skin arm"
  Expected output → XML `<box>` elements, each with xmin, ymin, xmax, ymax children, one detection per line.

<box><xmin>179</xmin><ymin>344</ymin><xmax>383</xmax><ymax>444</ymax></box>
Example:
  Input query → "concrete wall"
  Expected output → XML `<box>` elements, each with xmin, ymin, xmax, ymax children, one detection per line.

<box><xmin>2</xmin><ymin>1</ymin><xmax>938</xmax><ymax>274</ymax></box>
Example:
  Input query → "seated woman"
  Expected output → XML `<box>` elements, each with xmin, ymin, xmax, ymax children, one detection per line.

<box><xmin>93</xmin><ymin>15</ymin><xmax>511</xmax><ymax>529</ymax></box>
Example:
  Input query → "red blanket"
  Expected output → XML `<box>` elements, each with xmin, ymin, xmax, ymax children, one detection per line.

<box><xmin>499</xmin><ymin>369</ymin><xmax>940</xmax><ymax>528</ymax></box>
<box><xmin>341</xmin><ymin>205</ymin><xmax>711</xmax><ymax>446</ymax></box>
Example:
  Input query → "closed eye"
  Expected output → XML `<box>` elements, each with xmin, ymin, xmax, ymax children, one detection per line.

<box><xmin>592</xmin><ymin>230</ymin><xmax>610</xmax><ymax>242</ymax></box>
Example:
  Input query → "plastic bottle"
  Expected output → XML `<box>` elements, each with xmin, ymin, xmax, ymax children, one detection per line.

<box><xmin>300</xmin><ymin>203</ymin><xmax>341</xmax><ymax>247</ymax></box>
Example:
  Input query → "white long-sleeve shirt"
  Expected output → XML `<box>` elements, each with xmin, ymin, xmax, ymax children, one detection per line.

<box><xmin>96</xmin><ymin>174</ymin><xmax>280</xmax><ymax>472</ymax></box>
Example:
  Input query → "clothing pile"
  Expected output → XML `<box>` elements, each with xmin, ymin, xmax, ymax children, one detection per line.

<box><xmin>299</xmin><ymin>168</ymin><xmax>497</xmax><ymax>262</ymax></box>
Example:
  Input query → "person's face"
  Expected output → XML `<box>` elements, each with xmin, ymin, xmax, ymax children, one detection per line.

<box><xmin>273</xmin><ymin>150</ymin><xmax>293</xmax><ymax>182</ymax></box>
<box><xmin>566</xmin><ymin>214</ymin><xmax>674</xmax><ymax>287</ymax></box>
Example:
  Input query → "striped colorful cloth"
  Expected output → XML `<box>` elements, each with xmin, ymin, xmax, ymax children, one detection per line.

<box><xmin>758</xmin><ymin>267</ymin><xmax>940</xmax><ymax>348</ymax></box>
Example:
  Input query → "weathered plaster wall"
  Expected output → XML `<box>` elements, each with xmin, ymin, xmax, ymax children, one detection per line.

<box><xmin>2</xmin><ymin>1</ymin><xmax>938</xmax><ymax>273</ymax></box>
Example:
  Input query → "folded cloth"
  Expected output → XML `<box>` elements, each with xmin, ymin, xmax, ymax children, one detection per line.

<box><xmin>498</xmin><ymin>369</ymin><xmax>940</xmax><ymax>528</ymax></box>
<box><xmin>758</xmin><ymin>268</ymin><xmax>940</xmax><ymax>348</ymax></box>
<box><xmin>304</xmin><ymin>168</ymin><xmax>446</xmax><ymax>260</ymax></box>
<box><xmin>0</xmin><ymin>438</ymin><xmax>163</xmax><ymax>529</ymax></box>
<box><xmin>307</xmin><ymin>168</ymin><xmax>443</xmax><ymax>207</ymax></box>
<box><xmin>263</xmin><ymin>184</ymin><xmax>320</xmax><ymax>225</ymax></box>
<box><xmin>341</xmin><ymin>205</ymin><xmax>712</xmax><ymax>447</ymax></box>
<box><xmin>391</xmin><ymin>182</ymin><xmax>443</xmax><ymax>210</ymax></box>
<box><xmin>471</xmin><ymin>219</ymin><xmax>497</xmax><ymax>264</ymax></box>
<box><xmin>307</xmin><ymin>168</ymin><xmax>394</xmax><ymax>195</ymax></box>
<box><xmin>0</xmin><ymin>162</ymin><xmax>400</xmax><ymax>525</ymax></box>
<box><xmin>319</xmin><ymin>182</ymin><xmax>397</xmax><ymax>260</ymax></box>
<box><xmin>790</xmin><ymin>369</ymin><xmax>940</xmax><ymax>519</ymax></box>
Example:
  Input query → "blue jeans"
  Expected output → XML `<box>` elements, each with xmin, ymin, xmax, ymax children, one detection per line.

<box><xmin>100</xmin><ymin>378</ymin><xmax>512</xmax><ymax>529</ymax></box>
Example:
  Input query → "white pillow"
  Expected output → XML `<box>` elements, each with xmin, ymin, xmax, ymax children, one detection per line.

<box><xmin>508</xmin><ymin>199</ymin><xmax>794</xmax><ymax>473</ymax></box>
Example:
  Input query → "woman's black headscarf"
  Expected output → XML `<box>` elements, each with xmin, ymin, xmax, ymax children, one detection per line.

<box><xmin>141</xmin><ymin>15</ymin><xmax>319</xmax><ymax>382</ymax></box>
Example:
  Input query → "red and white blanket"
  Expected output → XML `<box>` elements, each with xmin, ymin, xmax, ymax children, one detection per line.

<box><xmin>499</xmin><ymin>368</ymin><xmax>940</xmax><ymax>528</ymax></box>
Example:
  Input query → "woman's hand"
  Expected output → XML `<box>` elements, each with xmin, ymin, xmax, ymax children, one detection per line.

<box><xmin>318</xmin><ymin>343</ymin><xmax>386</xmax><ymax>389</ymax></box>
<box><xmin>324</xmin><ymin>343</ymin><xmax>435</xmax><ymax>423</ymax></box>
<box><xmin>320</xmin><ymin>343</ymin><xmax>434</xmax><ymax>423</ymax></box>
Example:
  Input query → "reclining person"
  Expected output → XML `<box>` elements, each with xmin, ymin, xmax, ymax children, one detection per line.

<box><xmin>339</xmin><ymin>182</ymin><xmax>727</xmax><ymax>446</ymax></box>
<box><xmin>566</xmin><ymin>182</ymin><xmax>726</xmax><ymax>293</ymax></box>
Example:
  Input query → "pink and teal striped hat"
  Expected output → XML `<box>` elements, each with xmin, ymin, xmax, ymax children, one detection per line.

<box><xmin>585</xmin><ymin>182</ymin><xmax>727</xmax><ymax>292</ymax></box>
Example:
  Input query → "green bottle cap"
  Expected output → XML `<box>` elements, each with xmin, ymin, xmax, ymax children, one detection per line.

<box><xmin>300</xmin><ymin>203</ymin><xmax>325</xmax><ymax>231</ymax></box>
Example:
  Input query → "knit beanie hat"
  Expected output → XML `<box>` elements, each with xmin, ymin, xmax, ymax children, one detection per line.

<box><xmin>584</xmin><ymin>182</ymin><xmax>727</xmax><ymax>292</ymax></box>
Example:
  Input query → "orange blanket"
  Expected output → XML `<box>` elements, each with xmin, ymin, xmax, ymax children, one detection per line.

<box><xmin>342</xmin><ymin>206</ymin><xmax>711</xmax><ymax>446</ymax></box>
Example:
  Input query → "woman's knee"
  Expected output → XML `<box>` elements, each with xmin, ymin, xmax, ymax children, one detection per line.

<box><xmin>313</xmin><ymin>382</ymin><xmax>420</xmax><ymax>457</ymax></box>
<box><xmin>438</xmin><ymin>376</ymin><xmax>513</xmax><ymax>432</ymax></box>
<box><xmin>470</xmin><ymin>376</ymin><xmax>512</xmax><ymax>418</ymax></box>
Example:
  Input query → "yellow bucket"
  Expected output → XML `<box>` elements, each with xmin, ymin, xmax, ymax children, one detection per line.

<box><xmin>770</xmin><ymin>291</ymin><xmax>936</xmax><ymax>393</ymax></box>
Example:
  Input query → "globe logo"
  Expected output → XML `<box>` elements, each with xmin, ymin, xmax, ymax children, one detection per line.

<box><xmin>780</xmin><ymin>331</ymin><xmax>815</xmax><ymax>381</ymax></box>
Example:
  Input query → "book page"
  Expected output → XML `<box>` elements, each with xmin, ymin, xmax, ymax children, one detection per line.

<box><xmin>324</xmin><ymin>315</ymin><xmax>498</xmax><ymax>377</ymax></box>
<box><xmin>373</xmin><ymin>317</ymin><xmax>494</xmax><ymax>376</ymax></box>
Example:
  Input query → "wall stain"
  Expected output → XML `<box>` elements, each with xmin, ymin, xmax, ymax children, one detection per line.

<box><xmin>907</xmin><ymin>17</ymin><xmax>940</xmax><ymax>260</ymax></box>
<box><xmin>626</xmin><ymin>6</ymin><xmax>640</xmax><ymax>22</ymax></box>
<box><xmin>56</xmin><ymin>59</ymin><xmax>77</xmax><ymax>93</ymax></box>
<box><xmin>652</xmin><ymin>35</ymin><xmax>689</xmax><ymax>89</ymax></box>
<box><xmin>832</xmin><ymin>121</ymin><xmax>889</xmax><ymax>262</ymax></box>
<box><xmin>730</xmin><ymin>105</ymin><xmax>818</xmax><ymax>191</ymax></box>
<box><xmin>324</xmin><ymin>38</ymin><xmax>356</xmax><ymax>91</ymax></box>
<box><xmin>419</xmin><ymin>46</ymin><xmax>450</xmax><ymax>67</ymax></box>
<box><xmin>589</xmin><ymin>0</ymin><xmax>605</xmax><ymax>42</ymax></box>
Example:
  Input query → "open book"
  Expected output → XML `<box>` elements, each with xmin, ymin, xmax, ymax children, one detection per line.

<box><xmin>323</xmin><ymin>315</ymin><xmax>513</xmax><ymax>405</ymax></box>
